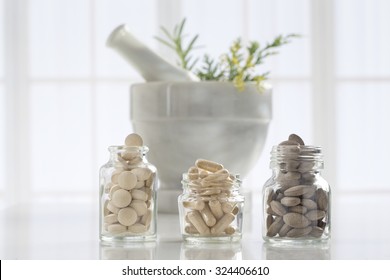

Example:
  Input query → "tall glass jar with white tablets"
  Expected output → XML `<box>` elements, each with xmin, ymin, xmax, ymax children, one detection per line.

<box><xmin>178</xmin><ymin>171</ymin><xmax>244</xmax><ymax>243</ymax></box>
<box><xmin>99</xmin><ymin>145</ymin><xmax>158</xmax><ymax>242</ymax></box>
<box><xmin>262</xmin><ymin>144</ymin><xmax>331</xmax><ymax>244</ymax></box>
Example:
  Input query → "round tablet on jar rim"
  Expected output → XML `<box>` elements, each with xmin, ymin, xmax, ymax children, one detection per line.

<box><xmin>125</xmin><ymin>133</ymin><xmax>143</xmax><ymax>147</ymax></box>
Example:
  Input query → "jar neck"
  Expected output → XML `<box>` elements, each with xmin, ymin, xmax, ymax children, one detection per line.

<box><xmin>181</xmin><ymin>173</ymin><xmax>241</xmax><ymax>195</ymax></box>
<box><xmin>108</xmin><ymin>145</ymin><xmax>149</xmax><ymax>163</ymax></box>
<box><xmin>270</xmin><ymin>145</ymin><xmax>324</xmax><ymax>173</ymax></box>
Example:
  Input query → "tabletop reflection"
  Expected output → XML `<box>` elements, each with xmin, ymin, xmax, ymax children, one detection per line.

<box><xmin>181</xmin><ymin>242</ymin><xmax>242</xmax><ymax>260</ymax></box>
<box><xmin>100</xmin><ymin>241</ymin><xmax>157</xmax><ymax>260</ymax></box>
<box><xmin>263</xmin><ymin>242</ymin><xmax>331</xmax><ymax>260</ymax></box>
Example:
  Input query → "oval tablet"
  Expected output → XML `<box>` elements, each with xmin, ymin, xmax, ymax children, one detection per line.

<box><xmin>286</xmin><ymin>226</ymin><xmax>312</xmax><ymax>238</ymax></box>
<box><xmin>104</xmin><ymin>213</ymin><xmax>118</xmax><ymax>224</ymax></box>
<box><xmin>288</xmin><ymin>134</ymin><xmax>305</xmax><ymax>145</ymax></box>
<box><xmin>284</xmin><ymin>185</ymin><xmax>316</xmax><ymax>197</ymax></box>
<box><xmin>128</xmin><ymin>223</ymin><xmax>148</xmax><ymax>233</ymax></box>
<box><xmin>310</xmin><ymin>226</ymin><xmax>324</xmax><ymax>238</ymax></box>
<box><xmin>131</xmin><ymin>189</ymin><xmax>148</xmax><ymax>201</ymax></box>
<box><xmin>195</xmin><ymin>159</ymin><xmax>224</xmax><ymax>173</ymax></box>
<box><xmin>278</xmin><ymin>223</ymin><xmax>292</xmax><ymax>237</ymax></box>
<box><xmin>281</xmin><ymin>197</ymin><xmax>301</xmax><ymax>207</ymax></box>
<box><xmin>305</xmin><ymin>210</ymin><xmax>326</xmax><ymax>221</ymax></box>
<box><xmin>283</xmin><ymin>212</ymin><xmax>311</xmax><ymax>228</ymax></box>
<box><xmin>267</xmin><ymin>216</ymin><xmax>284</xmax><ymax>237</ymax></box>
<box><xmin>301</xmin><ymin>198</ymin><xmax>317</xmax><ymax>210</ymax></box>
<box><xmin>316</xmin><ymin>188</ymin><xmax>329</xmax><ymax>211</ymax></box>
<box><xmin>107</xmin><ymin>223</ymin><xmax>127</xmax><ymax>234</ymax></box>
<box><xmin>270</xmin><ymin>200</ymin><xmax>287</xmax><ymax>216</ymax></box>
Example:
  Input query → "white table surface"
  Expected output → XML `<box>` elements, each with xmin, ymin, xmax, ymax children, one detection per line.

<box><xmin>1</xmin><ymin>192</ymin><xmax>389</xmax><ymax>260</ymax></box>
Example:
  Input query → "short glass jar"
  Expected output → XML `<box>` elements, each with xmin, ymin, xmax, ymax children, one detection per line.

<box><xmin>262</xmin><ymin>145</ymin><xmax>331</xmax><ymax>244</ymax></box>
<box><xmin>178</xmin><ymin>173</ymin><xmax>244</xmax><ymax>243</ymax></box>
<box><xmin>99</xmin><ymin>145</ymin><xmax>157</xmax><ymax>242</ymax></box>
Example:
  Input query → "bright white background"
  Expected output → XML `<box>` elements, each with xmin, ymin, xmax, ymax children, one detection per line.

<box><xmin>1</xmin><ymin>0</ymin><xmax>390</xmax><ymax>206</ymax></box>
<box><xmin>1</xmin><ymin>0</ymin><xmax>390</xmax><ymax>260</ymax></box>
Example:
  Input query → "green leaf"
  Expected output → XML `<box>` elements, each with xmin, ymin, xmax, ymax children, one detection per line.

<box><xmin>184</xmin><ymin>34</ymin><xmax>199</xmax><ymax>56</ymax></box>
<box><xmin>160</xmin><ymin>26</ymin><xmax>174</xmax><ymax>41</ymax></box>
<box><xmin>177</xmin><ymin>18</ymin><xmax>186</xmax><ymax>37</ymax></box>
<box><xmin>154</xmin><ymin>36</ymin><xmax>176</xmax><ymax>49</ymax></box>
<box><xmin>188</xmin><ymin>57</ymin><xmax>199</xmax><ymax>71</ymax></box>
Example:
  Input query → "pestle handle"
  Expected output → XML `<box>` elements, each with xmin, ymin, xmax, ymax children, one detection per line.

<box><xmin>107</xmin><ymin>24</ymin><xmax>199</xmax><ymax>82</ymax></box>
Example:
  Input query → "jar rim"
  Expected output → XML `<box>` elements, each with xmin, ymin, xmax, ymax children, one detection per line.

<box><xmin>272</xmin><ymin>145</ymin><xmax>322</xmax><ymax>151</ymax></box>
<box><xmin>181</xmin><ymin>172</ymin><xmax>242</xmax><ymax>189</ymax></box>
<box><xmin>270</xmin><ymin>144</ymin><xmax>324</xmax><ymax>170</ymax></box>
<box><xmin>108</xmin><ymin>145</ymin><xmax>149</xmax><ymax>153</ymax></box>
<box><xmin>271</xmin><ymin>145</ymin><xmax>323</xmax><ymax>159</ymax></box>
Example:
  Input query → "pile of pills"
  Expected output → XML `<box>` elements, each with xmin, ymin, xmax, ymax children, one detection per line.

<box><xmin>102</xmin><ymin>133</ymin><xmax>155</xmax><ymax>235</ymax></box>
<box><xmin>181</xmin><ymin>159</ymin><xmax>242</xmax><ymax>237</ymax></box>
<box><xmin>265</xmin><ymin>134</ymin><xmax>329</xmax><ymax>238</ymax></box>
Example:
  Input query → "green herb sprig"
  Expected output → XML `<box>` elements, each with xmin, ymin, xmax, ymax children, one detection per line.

<box><xmin>154</xmin><ymin>18</ymin><xmax>200</xmax><ymax>71</ymax></box>
<box><xmin>156</xmin><ymin>18</ymin><xmax>299</xmax><ymax>91</ymax></box>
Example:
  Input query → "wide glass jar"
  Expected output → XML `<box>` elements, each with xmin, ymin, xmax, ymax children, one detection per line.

<box><xmin>178</xmin><ymin>172</ymin><xmax>244</xmax><ymax>243</ymax></box>
<box><xmin>262</xmin><ymin>145</ymin><xmax>331</xmax><ymax>244</ymax></box>
<box><xmin>99</xmin><ymin>145</ymin><xmax>157</xmax><ymax>242</ymax></box>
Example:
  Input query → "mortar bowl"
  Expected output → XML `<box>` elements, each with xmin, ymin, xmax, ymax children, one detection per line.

<box><xmin>130</xmin><ymin>81</ymin><xmax>272</xmax><ymax>212</ymax></box>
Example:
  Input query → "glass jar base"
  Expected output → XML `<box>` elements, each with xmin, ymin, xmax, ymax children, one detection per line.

<box><xmin>183</xmin><ymin>234</ymin><xmax>241</xmax><ymax>243</ymax></box>
<box><xmin>100</xmin><ymin>234</ymin><xmax>156</xmax><ymax>244</ymax></box>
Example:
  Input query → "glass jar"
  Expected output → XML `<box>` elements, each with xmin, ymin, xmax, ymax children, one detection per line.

<box><xmin>262</xmin><ymin>145</ymin><xmax>331</xmax><ymax>244</ymax></box>
<box><xmin>99</xmin><ymin>145</ymin><xmax>157</xmax><ymax>242</ymax></box>
<box><xmin>178</xmin><ymin>173</ymin><xmax>244</xmax><ymax>242</ymax></box>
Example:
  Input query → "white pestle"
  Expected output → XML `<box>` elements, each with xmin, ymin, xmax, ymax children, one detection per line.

<box><xmin>107</xmin><ymin>24</ymin><xmax>199</xmax><ymax>82</ymax></box>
